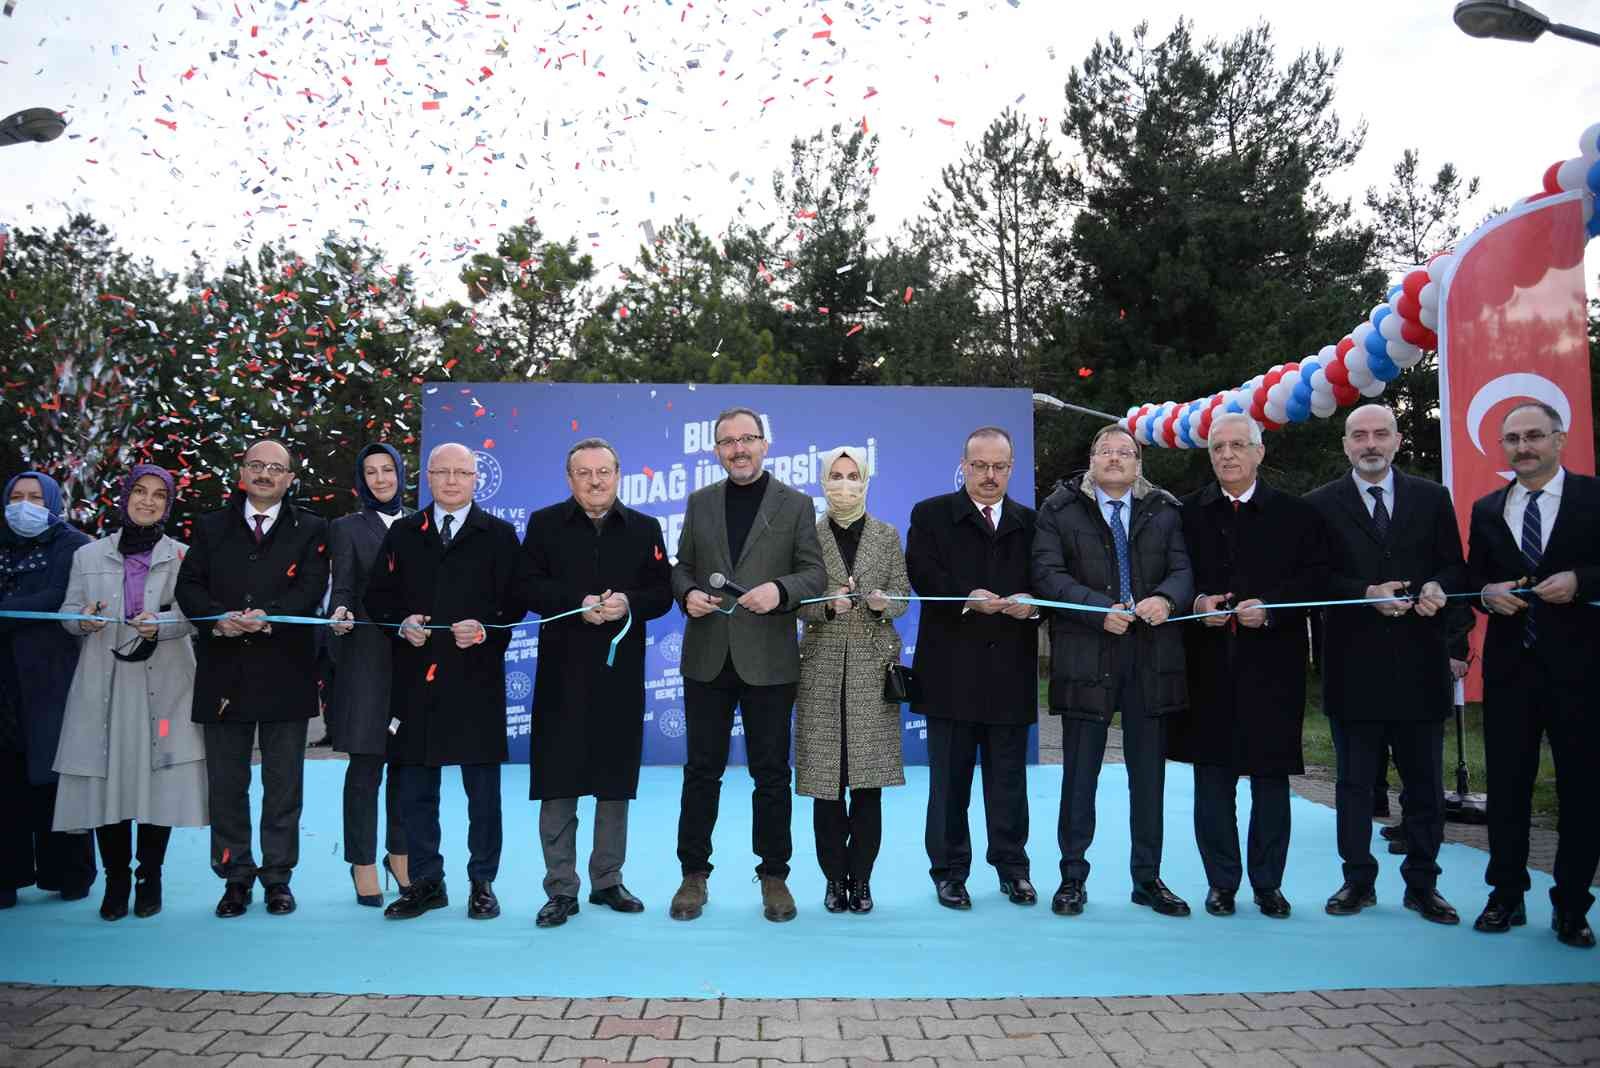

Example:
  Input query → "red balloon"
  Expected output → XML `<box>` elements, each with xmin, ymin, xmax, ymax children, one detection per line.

<box><xmin>1336</xmin><ymin>336</ymin><xmax>1356</xmax><ymax>357</ymax></box>
<box><xmin>1209</xmin><ymin>392</ymin><xmax>1227</xmax><ymax>409</ymax></box>
<box><xmin>1333</xmin><ymin>384</ymin><xmax>1361</xmax><ymax>406</ymax></box>
<box><xmin>1323</xmin><ymin>357</ymin><xmax>1350</xmax><ymax>387</ymax></box>
<box><xmin>1198</xmin><ymin>411</ymin><xmax>1213</xmax><ymax>437</ymax></box>
<box><xmin>1401</xmin><ymin>270</ymin><xmax>1429</xmax><ymax>300</ymax></box>
<box><xmin>1396</xmin><ymin>293</ymin><xmax>1421</xmax><ymax>320</ymax></box>
<box><xmin>1260</xmin><ymin>416</ymin><xmax>1284</xmax><ymax>432</ymax></box>
<box><xmin>1542</xmin><ymin>161</ymin><xmax>1562</xmax><ymax>195</ymax></box>
<box><xmin>1419</xmin><ymin>327</ymin><xmax>1438</xmax><ymax>351</ymax></box>
<box><xmin>1263</xmin><ymin>369</ymin><xmax>1284</xmax><ymax>388</ymax></box>
<box><xmin>1126</xmin><ymin>415</ymin><xmax>1139</xmax><ymax>433</ymax></box>
<box><xmin>1400</xmin><ymin>318</ymin><xmax>1430</xmax><ymax>347</ymax></box>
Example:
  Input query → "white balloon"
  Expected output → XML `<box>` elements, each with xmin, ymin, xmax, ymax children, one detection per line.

<box><xmin>1267</xmin><ymin>382</ymin><xmax>1291</xmax><ymax>408</ymax></box>
<box><xmin>1359</xmin><ymin>378</ymin><xmax>1388</xmax><ymax>398</ymax></box>
<box><xmin>1557</xmin><ymin>156</ymin><xmax>1589</xmax><ymax>192</ymax></box>
<box><xmin>1308</xmin><ymin>367</ymin><xmax>1328</xmax><ymax>392</ymax></box>
<box><xmin>1281</xmin><ymin>369</ymin><xmax>1303</xmax><ymax>391</ymax></box>
<box><xmin>1344</xmin><ymin>348</ymin><xmax>1372</xmax><ymax>378</ymax></box>
<box><xmin>1369</xmin><ymin>303</ymin><xmax>1389</xmax><ymax>325</ymax></box>
<box><xmin>1418</xmin><ymin>281</ymin><xmax>1438</xmax><ymax>308</ymax></box>
<box><xmin>1420</xmin><ymin>305</ymin><xmax>1438</xmax><ymax>330</ymax></box>
<box><xmin>1580</xmin><ymin>121</ymin><xmax>1600</xmax><ymax>161</ymax></box>
<box><xmin>1351</xmin><ymin>321</ymin><xmax>1375</xmax><ymax>346</ymax></box>
<box><xmin>1386</xmin><ymin>339</ymin><xmax>1424</xmax><ymax>369</ymax></box>
<box><xmin>1318</xmin><ymin>344</ymin><xmax>1338</xmax><ymax>362</ymax></box>
<box><xmin>1310</xmin><ymin>392</ymin><xmax>1338</xmax><ymax>418</ymax></box>
<box><xmin>1427</xmin><ymin>255</ymin><xmax>1455</xmax><ymax>284</ymax></box>
<box><xmin>1264</xmin><ymin>399</ymin><xmax>1287</xmax><ymax>424</ymax></box>
<box><xmin>1379</xmin><ymin>313</ymin><xmax>1405</xmax><ymax>341</ymax></box>
<box><xmin>1126</xmin><ymin>406</ymin><xmax>1143</xmax><ymax>419</ymax></box>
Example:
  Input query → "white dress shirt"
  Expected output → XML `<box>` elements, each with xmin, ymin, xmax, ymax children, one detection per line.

<box><xmin>243</xmin><ymin>499</ymin><xmax>283</xmax><ymax>537</ymax></box>
<box><xmin>1094</xmin><ymin>484</ymin><xmax>1132</xmax><ymax>537</ymax></box>
<box><xmin>1222</xmin><ymin>481</ymin><xmax>1257</xmax><ymax>505</ymax></box>
<box><xmin>1352</xmin><ymin>468</ymin><xmax>1396</xmax><ymax>518</ymax></box>
<box><xmin>968</xmin><ymin>493</ymin><xmax>1002</xmax><ymax>529</ymax></box>
<box><xmin>433</xmin><ymin>502</ymin><xmax>472</xmax><ymax>540</ymax></box>
<box><xmin>1503</xmin><ymin>469</ymin><xmax>1563</xmax><ymax>553</ymax></box>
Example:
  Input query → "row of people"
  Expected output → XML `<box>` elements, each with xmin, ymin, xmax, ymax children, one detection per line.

<box><xmin>0</xmin><ymin>401</ymin><xmax>1593</xmax><ymax>950</ymax></box>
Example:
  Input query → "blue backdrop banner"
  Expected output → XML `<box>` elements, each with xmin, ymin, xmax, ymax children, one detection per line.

<box><xmin>421</xmin><ymin>383</ymin><xmax>1036</xmax><ymax>766</ymax></box>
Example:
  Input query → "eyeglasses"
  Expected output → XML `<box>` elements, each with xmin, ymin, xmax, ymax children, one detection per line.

<box><xmin>1093</xmin><ymin>447</ymin><xmax>1138</xmax><ymax>460</ymax></box>
<box><xmin>428</xmin><ymin>468</ymin><xmax>477</xmax><ymax>480</ymax></box>
<box><xmin>715</xmin><ymin>434</ymin><xmax>764</xmax><ymax>449</ymax></box>
<box><xmin>1209</xmin><ymin>440</ymin><xmax>1256</xmax><ymax>454</ymax></box>
<box><xmin>1501</xmin><ymin>430</ymin><xmax>1555</xmax><ymax>447</ymax></box>
<box><xmin>966</xmin><ymin>461</ymin><xmax>1012</xmax><ymax>476</ymax></box>
<box><xmin>242</xmin><ymin>461</ymin><xmax>290</xmax><ymax>476</ymax></box>
<box><xmin>570</xmin><ymin>467</ymin><xmax>616</xmax><ymax>482</ymax></box>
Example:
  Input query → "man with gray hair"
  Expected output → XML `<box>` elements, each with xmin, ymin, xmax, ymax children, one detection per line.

<box><xmin>519</xmin><ymin>437</ymin><xmax>674</xmax><ymax>928</ymax></box>
<box><xmin>1171</xmin><ymin>412</ymin><xmax>1330</xmax><ymax>920</ymax></box>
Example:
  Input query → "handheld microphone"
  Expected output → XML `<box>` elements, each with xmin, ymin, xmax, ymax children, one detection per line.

<box><xmin>707</xmin><ymin>572</ymin><xmax>750</xmax><ymax>597</ymax></box>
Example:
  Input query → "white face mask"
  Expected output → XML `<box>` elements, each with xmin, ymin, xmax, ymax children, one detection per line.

<box><xmin>823</xmin><ymin>475</ymin><xmax>867</xmax><ymax>524</ymax></box>
<box><xmin>5</xmin><ymin>500</ymin><xmax>52</xmax><ymax>538</ymax></box>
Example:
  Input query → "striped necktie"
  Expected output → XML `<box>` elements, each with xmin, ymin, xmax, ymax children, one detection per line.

<box><xmin>1519</xmin><ymin>490</ymin><xmax>1542</xmax><ymax>648</ymax></box>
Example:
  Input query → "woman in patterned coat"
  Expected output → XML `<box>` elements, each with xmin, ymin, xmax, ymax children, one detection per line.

<box><xmin>794</xmin><ymin>446</ymin><xmax>911</xmax><ymax>915</ymax></box>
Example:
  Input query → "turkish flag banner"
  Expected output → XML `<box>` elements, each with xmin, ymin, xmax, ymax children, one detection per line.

<box><xmin>1438</xmin><ymin>191</ymin><xmax>1595</xmax><ymax>700</ymax></box>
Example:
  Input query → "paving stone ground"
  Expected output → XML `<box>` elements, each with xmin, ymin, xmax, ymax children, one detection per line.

<box><xmin>5</xmin><ymin>715</ymin><xmax>1592</xmax><ymax>1067</ymax></box>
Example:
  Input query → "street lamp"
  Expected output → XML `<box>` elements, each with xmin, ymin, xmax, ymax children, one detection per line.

<box><xmin>0</xmin><ymin>107</ymin><xmax>65</xmax><ymax>146</ymax></box>
<box><xmin>1452</xmin><ymin>0</ymin><xmax>1600</xmax><ymax>48</ymax></box>
<box><xmin>1032</xmin><ymin>392</ymin><xmax>1121</xmax><ymax>424</ymax></box>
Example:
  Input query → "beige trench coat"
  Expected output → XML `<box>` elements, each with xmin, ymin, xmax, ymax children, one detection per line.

<box><xmin>794</xmin><ymin>514</ymin><xmax>911</xmax><ymax>800</ymax></box>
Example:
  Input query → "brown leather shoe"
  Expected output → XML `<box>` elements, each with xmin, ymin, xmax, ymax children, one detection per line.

<box><xmin>760</xmin><ymin>875</ymin><xmax>797</xmax><ymax>922</ymax></box>
<box><xmin>669</xmin><ymin>874</ymin><xmax>708</xmax><ymax>921</ymax></box>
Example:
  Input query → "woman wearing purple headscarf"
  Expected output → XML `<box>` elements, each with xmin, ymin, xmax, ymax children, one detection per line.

<box><xmin>53</xmin><ymin>465</ymin><xmax>207</xmax><ymax>921</ymax></box>
<box><xmin>0</xmin><ymin>470</ymin><xmax>95</xmax><ymax>909</ymax></box>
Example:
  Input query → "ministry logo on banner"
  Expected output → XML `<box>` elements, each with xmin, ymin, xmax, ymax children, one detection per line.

<box><xmin>657</xmin><ymin>706</ymin><xmax>687</xmax><ymax>739</ymax></box>
<box><xmin>473</xmin><ymin>450</ymin><xmax>504</xmax><ymax>503</ymax></box>
<box><xmin>656</xmin><ymin>630</ymin><xmax>683</xmax><ymax>665</ymax></box>
<box><xmin>505</xmin><ymin>670</ymin><xmax>532</xmax><ymax>702</ymax></box>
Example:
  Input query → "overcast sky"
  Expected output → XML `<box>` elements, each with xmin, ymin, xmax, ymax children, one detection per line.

<box><xmin>2</xmin><ymin>0</ymin><xmax>1597</xmax><ymax>304</ymax></box>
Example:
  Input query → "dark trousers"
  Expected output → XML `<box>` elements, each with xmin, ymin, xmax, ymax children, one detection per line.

<box><xmin>397</xmin><ymin>763</ymin><xmax>502</xmax><ymax>885</ymax></box>
<box><xmin>203</xmin><ymin>719</ymin><xmax>307</xmax><ymax>887</ymax></box>
<box><xmin>343</xmin><ymin>753</ymin><xmax>406</xmax><ymax>865</ymax></box>
<box><xmin>1193</xmin><ymin>764</ymin><xmax>1290</xmax><ymax>893</ymax></box>
<box><xmin>1058</xmin><ymin>645</ymin><xmax>1166</xmax><ymax>886</ymax></box>
<box><xmin>95</xmin><ymin>821</ymin><xmax>172</xmax><ymax>879</ymax></box>
<box><xmin>1331</xmin><ymin>717</ymin><xmax>1444</xmax><ymax>891</ymax></box>
<box><xmin>1484</xmin><ymin>656</ymin><xmax>1600</xmax><ymax>915</ymax></box>
<box><xmin>924</xmin><ymin>714</ymin><xmax>1031</xmax><ymax>884</ymax></box>
<box><xmin>814</xmin><ymin>791</ymin><xmax>882</xmax><ymax>883</ymax></box>
<box><xmin>540</xmin><ymin>797</ymin><xmax>629</xmax><ymax>898</ymax></box>
<box><xmin>0</xmin><ymin>750</ymin><xmax>97</xmax><ymax>894</ymax></box>
<box><xmin>677</xmin><ymin>659</ymin><xmax>797</xmax><ymax>879</ymax></box>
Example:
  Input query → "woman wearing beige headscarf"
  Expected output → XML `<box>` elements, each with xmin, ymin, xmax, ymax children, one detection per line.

<box><xmin>795</xmin><ymin>446</ymin><xmax>911</xmax><ymax>914</ymax></box>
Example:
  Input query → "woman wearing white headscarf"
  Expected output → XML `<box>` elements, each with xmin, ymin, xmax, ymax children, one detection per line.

<box><xmin>795</xmin><ymin>445</ymin><xmax>910</xmax><ymax>914</ymax></box>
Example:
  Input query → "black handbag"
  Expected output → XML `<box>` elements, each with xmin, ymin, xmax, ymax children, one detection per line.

<box><xmin>883</xmin><ymin>662</ymin><xmax>921</xmax><ymax>704</ymax></box>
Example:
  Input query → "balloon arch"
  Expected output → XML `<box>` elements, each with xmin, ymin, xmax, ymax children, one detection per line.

<box><xmin>1120</xmin><ymin>121</ymin><xmax>1600</xmax><ymax>449</ymax></box>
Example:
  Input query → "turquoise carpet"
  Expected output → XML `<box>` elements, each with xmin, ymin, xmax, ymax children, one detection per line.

<box><xmin>4</xmin><ymin>762</ymin><xmax>1596</xmax><ymax>997</ymax></box>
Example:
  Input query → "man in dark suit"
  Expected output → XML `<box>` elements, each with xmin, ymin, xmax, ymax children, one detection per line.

<box><xmin>1031</xmin><ymin>425</ymin><xmax>1193</xmax><ymax>919</ymax></box>
<box><xmin>1468</xmin><ymin>401</ymin><xmax>1600</xmax><ymax>948</ymax></box>
<box><xmin>521</xmin><ymin>438</ymin><xmax>673</xmax><ymax>928</ymax></box>
<box><xmin>364</xmin><ymin>442</ymin><xmax>526</xmax><ymax>922</ymax></box>
<box><xmin>906</xmin><ymin>426</ymin><xmax>1040</xmax><ymax>911</ymax></box>
<box><xmin>176</xmin><ymin>439</ymin><xmax>329</xmax><ymax>918</ymax></box>
<box><xmin>1307</xmin><ymin>404</ymin><xmax>1465</xmax><ymax>925</ymax></box>
<box><xmin>669</xmin><ymin>407</ymin><xmax>827</xmax><ymax>923</ymax></box>
<box><xmin>1172</xmin><ymin>412</ymin><xmax>1329</xmax><ymax>920</ymax></box>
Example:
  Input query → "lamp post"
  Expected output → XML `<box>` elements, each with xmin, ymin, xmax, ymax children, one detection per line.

<box><xmin>1032</xmin><ymin>392</ymin><xmax>1122</xmax><ymax>423</ymax></box>
<box><xmin>1452</xmin><ymin>0</ymin><xmax>1600</xmax><ymax>48</ymax></box>
<box><xmin>0</xmin><ymin>107</ymin><xmax>66</xmax><ymax>147</ymax></box>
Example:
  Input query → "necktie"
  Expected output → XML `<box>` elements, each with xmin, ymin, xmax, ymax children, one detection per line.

<box><xmin>1520</xmin><ymin>489</ymin><xmax>1543</xmax><ymax>648</ymax></box>
<box><xmin>251</xmin><ymin>514</ymin><xmax>266</xmax><ymax>544</ymax></box>
<box><xmin>1368</xmin><ymin>486</ymin><xmax>1390</xmax><ymax>539</ymax></box>
<box><xmin>441</xmin><ymin>513</ymin><xmax>455</xmax><ymax>545</ymax></box>
<box><xmin>1107</xmin><ymin>499</ymin><xmax>1133</xmax><ymax>605</ymax></box>
<box><xmin>982</xmin><ymin>504</ymin><xmax>996</xmax><ymax>532</ymax></box>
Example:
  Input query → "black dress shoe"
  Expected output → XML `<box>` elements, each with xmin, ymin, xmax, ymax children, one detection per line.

<box><xmin>848</xmin><ymin>880</ymin><xmax>873</xmax><ymax>914</ymax></box>
<box><xmin>1325</xmin><ymin>882</ymin><xmax>1377</xmax><ymax>916</ymax></box>
<box><xmin>535</xmin><ymin>895</ymin><xmax>579</xmax><ymax>927</ymax></box>
<box><xmin>1253</xmin><ymin>889</ymin><xmax>1291</xmax><ymax>919</ymax></box>
<box><xmin>264</xmin><ymin>883</ymin><xmax>296</xmax><ymax>915</ymax></box>
<box><xmin>1378</xmin><ymin>823</ymin><xmax>1400</xmax><ymax>841</ymax></box>
<box><xmin>1552</xmin><ymin>910</ymin><xmax>1596</xmax><ymax>948</ymax></box>
<box><xmin>100</xmin><ymin>872</ymin><xmax>131</xmax><ymax>922</ymax></box>
<box><xmin>935</xmin><ymin>879</ymin><xmax>971</xmax><ymax>910</ymax></box>
<box><xmin>823</xmin><ymin>879</ymin><xmax>850</xmax><ymax>913</ymax></box>
<box><xmin>215</xmin><ymin>882</ymin><xmax>252</xmax><ymax>918</ymax></box>
<box><xmin>1204</xmin><ymin>887</ymin><xmax>1236</xmax><ymax>916</ymax></box>
<box><xmin>1473</xmin><ymin>896</ymin><xmax>1526</xmax><ymax>933</ymax></box>
<box><xmin>1051</xmin><ymin>879</ymin><xmax>1086</xmax><ymax>916</ymax></box>
<box><xmin>132</xmin><ymin>874</ymin><xmax>162</xmax><ymax>919</ymax></box>
<box><xmin>1404</xmin><ymin>888</ymin><xmax>1460</xmax><ymax>925</ymax></box>
<box><xmin>467</xmin><ymin>881</ymin><xmax>500</xmax><ymax>920</ymax></box>
<box><xmin>588</xmin><ymin>884</ymin><xmax>644</xmax><ymax>913</ymax></box>
<box><xmin>1388</xmin><ymin>837</ymin><xmax>1409</xmax><ymax>855</ymax></box>
<box><xmin>1000</xmin><ymin>877</ymin><xmax>1037</xmax><ymax>905</ymax></box>
<box><xmin>1131</xmin><ymin>878</ymin><xmax>1190</xmax><ymax>917</ymax></box>
<box><xmin>384</xmin><ymin>878</ymin><xmax>448</xmax><ymax>920</ymax></box>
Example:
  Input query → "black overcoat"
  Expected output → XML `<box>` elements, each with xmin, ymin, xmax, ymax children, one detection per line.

<box><xmin>1031</xmin><ymin>472</ymin><xmax>1193</xmax><ymax>724</ymax></box>
<box><xmin>1306</xmin><ymin>469</ymin><xmax>1466</xmax><ymax>724</ymax></box>
<box><xmin>363</xmin><ymin>503</ymin><xmax>525</xmax><ymax>767</ymax></box>
<box><xmin>327</xmin><ymin>507</ymin><xmax>413</xmax><ymax>755</ymax></box>
<box><xmin>904</xmin><ymin>490</ymin><xmax>1039</xmax><ymax>725</ymax></box>
<box><xmin>1169</xmin><ymin>481</ymin><xmax>1330</xmax><ymax>776</ymax></box>
<box><xmin>520</xmin><ymin>499</ymin><xmax>673</xmax><ymax>801</ymax></box>
<box><xmin>175</xmin><ymin>495</ymin><xmax>329</xmax><ymax>725</ymax></box>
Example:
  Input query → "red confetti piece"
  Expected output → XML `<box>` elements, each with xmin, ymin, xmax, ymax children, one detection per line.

<box><xmin>482</xmin><ymin>438</ymin><xmax>495</xmax><ymax>449</ymax></box>
<box><xmin>387</xmin><ymin>553</ymin><xmax>396</xmax><ymax>573</ymax></box>
<box><xmin>813</xmin><ymin>29</ymin><xmax>831</xmax><ymax>38</ymax></box>
<box><xmin>903</xmin><ymin>287</ymin><xmax>915</xmax><ymax>304</ymax></box>
<box><xmin>222</xmin><ymin>848</ymin><xmax>230</xmax><ymax>863</ymax></box>
<box><xmin>938</xmin><ymin>118</ymin><xmax>956</xmax><ymax>126</ymax></box>
<box><xmin>845</xmin><ymin>324</ymin><xmax>863</xmax><ymax>337</ymax></box>
<box><xmin>570</xmin><ymin>419</ymin><xmax>579</xmax><ymax>431</ymax></box>
<box><xmin>374</xmin><ymin>57</ymin><xmax>388</xmax><ymax>65</ymax></box>
<box><xmin>425</xmin><ymin>663</ymin><xmax>437</xmax><ymax>683</ymax></box>
<box><xmin>420</xmin><ymin>515</ymin><xmax>430</xmax><ymax>532</ymax></box>
<box><xmin>653</xmin><ymin>545</ymin><xmax>664</xmax><ymax>561</ymax></box>
<box><xmin>286</xmin><ymin>562</ymin><xmax>297</xmax><ymax>577</ymax></box>
<box><xmin>158</xmin><ymin>719</ymin><xmax>170</xmax><ymax>738</ymax></box>
<box><xmin>422</xmin><ymin>100</ymin><xmax>440</xmax><ymax>111</ymax></box>
<box><xmin>642</xmin><ymin>465</ymin><xmax>655</xmax><ymax>477</ymax></box>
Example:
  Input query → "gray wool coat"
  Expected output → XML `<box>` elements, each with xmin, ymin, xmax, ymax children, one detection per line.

<box><xmin>794</xmin><ymin>515</ymin><xmax>910</xmax><ymax>800</ymax></box>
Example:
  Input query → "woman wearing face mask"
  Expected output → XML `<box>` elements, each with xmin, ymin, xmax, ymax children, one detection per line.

<box><xmin>0</xmin><ymin>470</ymin><xmax>95</xmax><ymax>909</ymax></box>
<box><xmin>327</xmin><ymin>443</ymin><xmax>412</xmax><ymax>905</ymax></box>
<box><xmin>794</xmin><ymin>447</ymin><xmax>911</xmax><ymax>914</ymax></box>
<box><xmin>53</xmin><ymin>465</ymin><xmax>207</xmax><ymax>921</ymax></box>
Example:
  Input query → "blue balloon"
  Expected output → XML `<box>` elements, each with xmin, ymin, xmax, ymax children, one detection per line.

<box><xmin>1364</xmin><ymin>330</ymin><xmax>1390</xmax><ymax>359</ymax></box>
<box><xmin>1300</xmin><ymin>357</ymin><xmax>1322</xmax><ymax>378</ymax></box>
<box><xmin>1588</xmin><ymin>211</ymin><xmax>1600</xmax><ymax>240</ymax></box>
<box><xmin>1177</xmin><ymin>420</ymin><xmax>1194</xmax><ymax>448</ymax></box>
<box><xmin>1386</xmin><ymin>284</ymin><xmax>1404</xmax><ymax>301</ymax></box>
<box><xmin>1292</xmin><ymin>381</ymin><xmax>1314</xmax><ymax>406</ymax></box>
<box><xmin>1371</xmin><ymin>305</ymin><xmax>1392</xmax><ymax>329</ymax></box>
<box><xmin>1286</xmin><ymin>395</ymin><xmax>1311</xmax><ymax>422</ymax></box>
<box><xmin>1369</xmin><ymin>351</ymin><xmax>1401</xmax><ymax>382</ymax></box>
<box><xmin>1225</xmin><ymin>399</ymin><xmax>1244</xmax><ymax>415</ymax></box>
<box><xmin>1588</xmin><ymin>157</ymin><xmax>1600</xmax><ymax>196</ymax></box>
